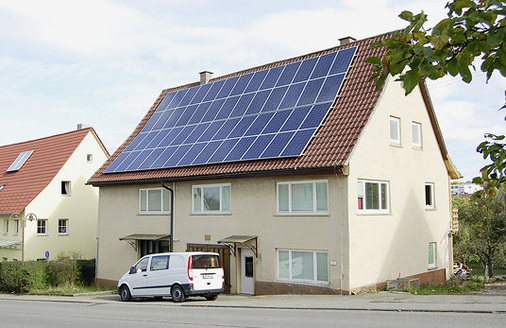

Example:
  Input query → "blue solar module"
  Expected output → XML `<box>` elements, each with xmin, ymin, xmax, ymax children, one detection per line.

<box><xmin>104</xmin><ymin>46</ymin><xmax>358</xmax><ymax>173</ymax></box>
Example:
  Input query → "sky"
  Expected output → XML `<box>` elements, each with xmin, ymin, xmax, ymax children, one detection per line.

<box><xmin>0</xmin><ymin>0</ymin><xmax>504</xmax><ymax>182</ymax></box>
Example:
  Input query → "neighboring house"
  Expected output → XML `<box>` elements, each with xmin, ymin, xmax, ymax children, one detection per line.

<box><xmin>451</xmin><ymin>182</ymin><xmax>483</xmax><ymax>195</ymax></box>
<box><xmin>88</xmin><ymin>32</ymin><xmax>460</xmax><ymax>295</ymax></box>
<box><xmin>0</xmin><ymin>127</ymin><xmax>109</xmax><ymax>262</ymax></box>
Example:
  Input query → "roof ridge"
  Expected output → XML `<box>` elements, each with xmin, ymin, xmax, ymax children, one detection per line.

<box><xmin>0</xmin><ymin>127</ymin><xmax>93</xmax><ymax>149</ymax></box>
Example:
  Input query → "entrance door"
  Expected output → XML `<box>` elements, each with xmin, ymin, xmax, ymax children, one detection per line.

<box><xmin>240</xmin><ymin>248</ymin><xmax>254</xmax><ymax>295</ymax></box>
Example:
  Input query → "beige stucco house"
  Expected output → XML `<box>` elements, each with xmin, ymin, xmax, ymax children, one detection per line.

<box><xmin>89</xmin><ymin>32</ymin><xmax>460</xmax><ymax>295</ymax></box>
<box><xmin>0</xmin><ymin>127</ymin><xmax>109</xmax><ymax>262</ymax></box>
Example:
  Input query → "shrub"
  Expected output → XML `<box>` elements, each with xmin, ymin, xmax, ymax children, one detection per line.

<box><xmin>0</xmin><ymin>262</ymin><xmax>29</xmax><ymax>293</ymax></box>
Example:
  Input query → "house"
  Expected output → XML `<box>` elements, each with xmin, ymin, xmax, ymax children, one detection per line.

<box><xmin>451</xmin><ymin>182</ymin><xmax>483</xmax><ymax>195</ymax></box>
<box><xmin>0</xmin><ymin>127</ymin><xmax>109</xmax><ymax>262</ymax></box>
<box><xmin>88</xmin><ymin>32</ymin><xmax>460</xmax><ymax>295</ymax></box>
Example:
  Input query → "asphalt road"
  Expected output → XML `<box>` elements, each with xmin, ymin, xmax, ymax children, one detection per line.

<box><xmin>0</xmin><ymin>297</ymin><xmax>504</xmax><ymax>328</ymax></box>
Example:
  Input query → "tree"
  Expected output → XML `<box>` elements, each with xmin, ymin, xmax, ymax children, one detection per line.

<box><xmin>366</xmin><ymin>0</ymin><xmax>506</xmax><ymax>184</ymax></box>
<box><xmin>453</xmin><ymin>187</ymin><xmax>506</xmax><ymax>280</ymax></box>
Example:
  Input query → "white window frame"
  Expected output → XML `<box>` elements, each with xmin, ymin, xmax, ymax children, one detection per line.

<box><xmin>428</xmin><ymin>242</ymin><xmax>437</xmax><ymax>269</ymax></box>
<box><xmin>139</xmin><ymin>188</ymin><xmax>171</xmax><ymax>214</ymax></box>
<box><xmin>389</xmin><ymin>116</ymin><xmax>401</xmax><ymax>145</ymax></box>
<box><xmin>412</xmin><ymin>122</ymin><xmax>422</xmax><ymax>148</ymax></box>
<box><xmin>58</xmin><ymin>219</ymin><xmax>69</xmax><ymax>235</ymax></box>
<box><xmin>192</xmin><ymin>183</ymin><xmax>231</xmax><ymax>214</ymax></box>
<box><xmin>425</xmin><ymin>183</ymin><xmax>435</xmax><ymax>210</ymax></box>
<box><xmin>61</xmin><ymin>181</ymin><xmax>71</xmax><ymax>196</ymax></box>
<box><xmin>4</xmin><ymin>219</ymin><xmax>9</xmax><ymax>234</ymax></box>
<box><xmin>15</xmin><ymin>219</ymin><xmax>19</xmax><ymax>235</ymax></box>
<box><xmin>357</xmin><ymin>179</ymin><xmax>390</xmax><ymax>214</ymax></box>
<box><xmin>277</xmin><ymin>180</ymin><xmax>329</xmax><ymax>215</ymax></box>
<box><xmin>277</xmin><ymin>249</ymin><xmax>329</xmax><ymax>284</ymax></box>
<box><xmin>37</xmin><ymin>219</ymin><xmax>48</xmax><ymax>235</ymax></box>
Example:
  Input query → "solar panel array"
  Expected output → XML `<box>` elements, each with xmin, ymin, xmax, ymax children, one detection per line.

<box><xmin>105</xmin><ymin>46</ymin><xmax>358</xmax><ymax>173</ymax></box>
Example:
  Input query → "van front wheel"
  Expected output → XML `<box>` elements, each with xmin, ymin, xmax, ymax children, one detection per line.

<box><xmin>171</xmin><ymin>285</ymin><xmax>186</xmax><ymax>302</ymax></box>
<box><xmin>119</xmin><ymin>285</ymin><xmax>131</xmax><ymax>302</ymax></box>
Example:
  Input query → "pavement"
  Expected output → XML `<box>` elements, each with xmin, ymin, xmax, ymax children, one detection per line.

<box><xmin>1</xmin><ymin>289</ymin><xmax>505</xmax><ymax>314</ymax></box>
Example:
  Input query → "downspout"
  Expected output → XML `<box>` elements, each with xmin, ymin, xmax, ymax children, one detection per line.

<box><xmin>162</xmin><ymin>182</ymin><xmax>174</xmax><ymax>252</ymax></box>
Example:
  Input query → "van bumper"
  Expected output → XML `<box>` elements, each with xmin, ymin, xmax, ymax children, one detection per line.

<box><xmin>182</xmin><ymin>284</ymin><xmax>224</xmax><ymax>296</ymax></box>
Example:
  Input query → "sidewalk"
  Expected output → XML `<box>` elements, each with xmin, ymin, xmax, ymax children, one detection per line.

<box><xmin>1</xmin><ymin>291</ymin><xmax>505</xmax><ymax>313</ymax></box>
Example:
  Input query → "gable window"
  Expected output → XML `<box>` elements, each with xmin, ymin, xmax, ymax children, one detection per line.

<box><xmin>86</xmin><ymin>154</ymin><xmax>93</xmax><ymax>163</ymax></box>
<box><xmin>37</xmin><ymin>219</ymin><xmax>48</xmax><ymax>235</ymax></box>
<box><xmin>61</xmin><ymin>181</ymin><xmax>71</xmax><ymax>196</ymax></box>
<box><xmin>389</xmin><ymin>116</ymin><xmax>401</xmax><ymax>145</ymax></box>
<box><xmin>15</xmin><ymin>220</ymin><xmax>19</xmax><ymax>234</ymax></box>
<box><xmin>139</xmin><ymin>188</ymin><xmax>170</xmax><ymax>214</ymax></box>
<box><xmin>357</xmin><ymin>180</ymin><xmax>390</xmax><ymax>213</ymax></box>
<box><xmin>277</xmin><ymin>180</ymin><xmax>328</xmax><ymax>214</ymax></box>
<box><xmin>192</xmin><ymin>184</ymin><xmax>231</xmax><ymax>214</ymax></box>
<box><xmin>4</xmin><ymin>219</ymin><xmax>8</xmax><ymax>234</ymax></box>
<box><xmin>278</xmin><ymin>249</ymin><xmax>328</xmax><ymax>284</ymax></box>
<box><xmin>428</xmin><ymin>242</ymin><xmax>437</xmax><ymax>269</ymax></box>
<box><xmin>425</xmin><ymin>183</ymin><xmax>435</xmax><ymax>210</ymax></box>
<box><xmin>58</xmin><ymin>219</ymin><xmax>69</xmax><ymax>235</ymax></box>
<box><xmin>412</xmin><ymin>122</ymin><xmax>422</xmax><ymax>148</ymax></box>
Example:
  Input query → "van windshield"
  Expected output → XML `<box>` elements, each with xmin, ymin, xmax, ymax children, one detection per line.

<box><xmin>192</xmin><ymin>254</ymin><xmax>221</xmax><ymax>269</ymax></box>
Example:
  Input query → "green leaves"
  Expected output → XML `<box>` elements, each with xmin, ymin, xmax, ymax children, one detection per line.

<box><xmin>368</xmin><ymin>0</ymin><xmax>506</xmax><ymax>94</ymax></box>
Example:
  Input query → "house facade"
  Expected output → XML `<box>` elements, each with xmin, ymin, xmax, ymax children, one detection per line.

<box><xmin>89</xmin><ymin>32</ymin><xmax>460</xmax><ymax>294</ymax></box>
<box><xmin>0</xmin><ymin>127</ymin><xmax>109</xmax><ymax>262</ymax></box>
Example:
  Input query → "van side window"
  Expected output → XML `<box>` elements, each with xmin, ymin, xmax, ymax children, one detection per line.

<box><xmin>134</xmin><ymin>257</ymin><xmax>149</xmax><ymax>273</ymax></box>
<box><xmin>150</xmin><ymin>255</ymin><xmax>169</xmax><ymax>271</ymax></box>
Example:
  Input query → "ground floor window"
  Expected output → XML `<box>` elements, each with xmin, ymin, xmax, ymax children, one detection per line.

<box><xmin>278</xmin><ymin>249</ymin><xmax>328</xmax><ymax>284</ymax></box>
<box><xmin>428</xmin><ymin>242</ymin><xmax>437</xmax><ymax>269</ymax></box>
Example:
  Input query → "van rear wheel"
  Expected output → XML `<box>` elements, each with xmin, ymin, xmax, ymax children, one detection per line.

<box><xmin>205</xmin><ymin>294</ymin><xmax>218</xmax><ymax>301</ymax></box>
<box><xmin>171</xmin><ymin>285</ymin><xmax>186</xmax><ymax>302</ymax></box>
<box><xmin>119</xmin><ymin>285</ymin><xmax>131</xmax><ymax>302</ymax></box>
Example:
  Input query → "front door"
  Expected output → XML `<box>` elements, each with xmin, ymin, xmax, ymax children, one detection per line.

<box><xmin>240</xmin><ymin>248</ymin><xmax>254</xmax><ymax>295</ymax></box>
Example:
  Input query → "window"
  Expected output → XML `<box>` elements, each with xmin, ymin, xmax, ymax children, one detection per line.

<box><xmin>6</xmin><ymin>149</ymin><xmax>34</xmax><ymax>172</ymax></box>
<box><xmin>150</xmin><ymin>255</ymin><xmax>169</xmax><ymax>271</ymax></box>
<box><xmin>425</xmin><ymin>183</ymin><xmax>435</xmax><ymax>209</ymax></box>
<box><xmin>278</xmin><ymin>250</ymin><xmax>328</xmax><ymax>284</ymax></box>
<box><xmin>139</xmin><ymin>188</ymin><xmax>171</xmax><ymax>214</ymax></box>
<box><xmin>192</xmin><ymin>184</ymin><xmax>231</xmax><ymax>213</ymax></box>
<box><xmin>58</xmin><ymin>219</ymin><xmax>69</xmax><ymax>235</ymax></box>
<box><xmin>4</xmin><ymin>219</ymin><xmax>8</xmax><ymax>234</ymax></box>
<box><xmin>37</xmin><ymin>219</ymin><xmax>48</xmax><ymax>235</ymax></box>
<box><xmin>412</xmin><ymin>122</ymin><xmax>422</xmax><ymax>147</ymax></box>
<box><xmin>86</xmin><ymin>154</ymin><xmax>93</xmax><ymax>163</ymax></box>
<box><xmin>15</xmin><ymin>220</ymin><xmax>19</xmax><ymax>234</ymax></box>
<box><xmin>389</xmin><ymin>116</ymin><xmax>401</xmax><ymax>144</ymax></box>
<box><xmin>133</xmin><ymin>257</ymin><xmax>149</xmax><ymax>273</ymax></box>
<box><xmin>61</xmin><ymin>181</ymin><xmax>71</xmax><ymax>196</ymax></box>
<box><xmin>357</xmin><ymin>180</ymin><xmax>390</xmax><ymax>213</ymax></box>
<box><xmin>277</xmin><ymin>180</ymin><xmax>328</xmax><ymax>214</ymax></box>
<box><xmin>428</xmin><ymin>242</ymin><xmax>437</xmax><ymax>269</ymax></box>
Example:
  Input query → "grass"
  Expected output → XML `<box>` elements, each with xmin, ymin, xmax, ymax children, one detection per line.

<box><xmin>413</xmin><ymin>278</ymin><xmax>485</xmax><ymax>295</ymax></box>
<box><xmin>28</xmin><ymin>285</ymin><xmax>115</xmax><ymax>296</ymax></box>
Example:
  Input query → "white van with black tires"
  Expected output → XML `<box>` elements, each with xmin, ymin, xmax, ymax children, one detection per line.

<box><xmin>117</xmin><ymin>252</ymin><xmax>224</xmax><ymax>302</ymax></box>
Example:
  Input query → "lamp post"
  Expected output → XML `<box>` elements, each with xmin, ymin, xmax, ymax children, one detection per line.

<box><xmin>9</xmin><ymin>212</ymin><xmax>37</xmax><ymax>265</ymax></box>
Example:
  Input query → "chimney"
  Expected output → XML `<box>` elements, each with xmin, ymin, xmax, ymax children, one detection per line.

<box><xmin>339</xmin><ymin>36</ymin><xmax>356</xmax><ymax>46</ymax></box>
<box><xmin>199</xmin><ymin>71</ymin><xmax>213</xmax><ymax>85</ymax></box>
<box><xmin>77</xmin><ymin>123</ymin><xmax>90</xmax><ymax>130</ymax></box>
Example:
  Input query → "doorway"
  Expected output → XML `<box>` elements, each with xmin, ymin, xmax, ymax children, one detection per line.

<box><xmin>240</xmin><ymin>248</ymin><xmax>254</xmax><ymax>295</ymax></box>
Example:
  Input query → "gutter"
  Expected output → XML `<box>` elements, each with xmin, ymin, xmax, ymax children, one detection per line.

<box><xmin>161</xmin><ymin>182</ymin><xmax>174</xmax><ymax>252</ymax></box>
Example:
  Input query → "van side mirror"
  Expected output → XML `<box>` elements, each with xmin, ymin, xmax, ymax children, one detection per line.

<box><xmin>129</xmin><ymin>266</ymin><xmax>136</xmax><ymax>274</ymax></box>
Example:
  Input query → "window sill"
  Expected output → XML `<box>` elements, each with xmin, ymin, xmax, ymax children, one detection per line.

<box><xmin>277</xmin><ymin>279</ymin><xmax>329</xmax><ymax>286</ymax></box>
<box><xmin>357</xmin><ymin>211</ymin><xmax>392</xmax><ymax>216</ymax></box>
<box><xmin>275</xmin><ymin>213</ymin><xmax>329</xmax><ymax>217</ymax></box>
<box><xmin>138</xmin><ymin>212</ymin><xmax>171</xmax><ymax>216</ymax></box>
<box><xmin>412</xmin><ymin>146</ymin><xmax>423</xmax><ymax>150</ymax></box>
<box><xmin>58</xmin><ymin>233</ymin><xmax>69</xmax><ymax>236</ymax></box>
<box><xmin>390</xmin><ymin>142</ymin><xmax>402</xmax><ymax>148</ymax></box>
<box><xmin>428</xmin><ymin>265</ymin><xmax>437</xmax><ymax>270</ymax></box>
<box><xmin>425</xmin><ymin>207</ymin><xmax>436</xmax><ymax>211</ymax></box>
<box><xmin>190</xmin><ymin>212</ymin><xmax>232</xmax><ymax>216</ymax></box>
<box><xmin>37</xmin><ymin>234</ymin><xmax>48</xmax><ymax>236</ymax></box>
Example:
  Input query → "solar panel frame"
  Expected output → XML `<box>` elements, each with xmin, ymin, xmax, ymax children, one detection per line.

<box><xmin>104</xmin><ymin>46</ymin><xmax>358</xmax><ymax>173</ymax></box>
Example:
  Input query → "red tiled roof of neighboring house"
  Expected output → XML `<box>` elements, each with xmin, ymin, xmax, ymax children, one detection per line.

<box><xmin>0</xmin><ymin>128</ymin><xmax>103</xmax><ymax>214</ymax></box>
<box><xmin>88</xmin><ymin>31</ymin><xmax>459</xmax><ymax>185</ymax></box>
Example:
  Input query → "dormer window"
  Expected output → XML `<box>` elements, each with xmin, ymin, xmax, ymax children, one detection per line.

<box><xmin>6</xmin><ymin>150</ymin><xmax>34</xmax><ymax>172</ymax></box>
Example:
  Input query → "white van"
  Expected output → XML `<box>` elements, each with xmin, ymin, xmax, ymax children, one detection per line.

<box><xmin>117</xmin><ymin>252</ymin><xmax>224</xmax><ymax>302</ymax></box>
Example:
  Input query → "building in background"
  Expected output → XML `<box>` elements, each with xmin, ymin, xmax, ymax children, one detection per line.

<box><xmin>0</xmin><ymin>127</ymin><xmax>109</xmax><ymax>262</ymax></box>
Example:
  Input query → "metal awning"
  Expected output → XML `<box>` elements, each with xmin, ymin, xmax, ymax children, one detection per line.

<box><xmin>0</xmin><ymin>239</ymin><xmax>21</xmax><ymax>249</ymax></box>
<box><xmin>119</xmin><ymin>233</ymin><xmax>171</xmax><ymax>241</ymax></box>
<box><xmin>119</xmin><ymin>234</ymin><xmax>171</xmax><ymax>251</ymax></box>
<box><xmin>218</xmin><ymin>235</ymin><xmax>258</xmax><ymax>257</ymax></box>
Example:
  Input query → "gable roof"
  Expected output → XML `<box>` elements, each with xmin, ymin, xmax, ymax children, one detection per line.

<box><xmin>0</xmin><ymin>128</ymin><xmax>105</xmax><ymax>214</ymax></box>
<box><xmin>89</xmin><ymin>31</ymin><xmax>459</xmax><ymax>186</ymax></box>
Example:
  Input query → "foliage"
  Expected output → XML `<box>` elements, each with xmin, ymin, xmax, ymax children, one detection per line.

<box><xmin>0</xmin><ymin>254</ymin><xmax>96</xmax><ymax>294</ymax></box>
<box><xmin>453</xmin><ymin>190</ymin><xmax>506</xmax><ymax>280</ymax></box>
<box><xmin>474</xmin><ymin>133</ymin><xmax>506</xmax><ymax>186</ymax></box>
<box><xmin>415</xmin><ymin>278</ymin><xmax>485</xmax><ymax>295</ymax></box>
<box><xmin>367</xmin><ymin>0</ymin><xmax>506</xmax><ymax>95</ymax></box>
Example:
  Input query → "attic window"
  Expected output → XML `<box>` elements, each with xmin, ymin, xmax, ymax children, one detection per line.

<box><xmin>6</xmin><ymin>150</ymin><xmax>34</xmax><ymax>172</ymax></box>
